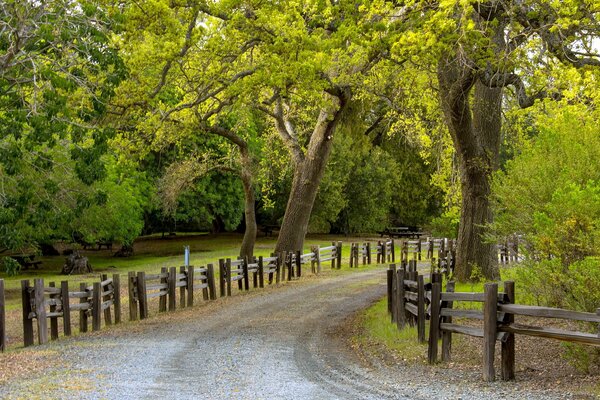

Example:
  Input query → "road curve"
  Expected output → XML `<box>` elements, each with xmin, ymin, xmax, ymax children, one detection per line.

<box><xmin>0</xmin><ymin>270</ymin><xmax>576</xmax><ymax>399</ymax></box>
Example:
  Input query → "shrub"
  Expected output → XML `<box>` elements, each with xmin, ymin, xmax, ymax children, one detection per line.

<box><xmin>3</xmin><ymin>257</ymin><xmax>21</xmax><ymax>276</ymax></box>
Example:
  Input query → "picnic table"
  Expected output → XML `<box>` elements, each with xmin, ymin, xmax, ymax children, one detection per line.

<box><xmin>379</xmin><ymin>227</ymin><xmax>423</xmax><ymax>239</ymax></box>
<box><xmin>260</xmin><ymin>224</ymin><xmax>280</xmax><ymax>237</ymax></box>
<box><xmin>11</xmin><ymin>254</ymin><xmax>42</xmax><ymax>270</ymax></box>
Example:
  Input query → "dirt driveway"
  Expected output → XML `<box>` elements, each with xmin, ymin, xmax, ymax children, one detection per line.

<box><xmin>0</xmin><ymin>270</ymin><xmax>586</xmax><ymax>399</ymax></box>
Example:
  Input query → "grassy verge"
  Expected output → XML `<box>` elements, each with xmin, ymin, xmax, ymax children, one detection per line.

<box><xmin>355</xmin><ymin>298</ymin><xmax>428</xmax><ymax>363</ymax></box>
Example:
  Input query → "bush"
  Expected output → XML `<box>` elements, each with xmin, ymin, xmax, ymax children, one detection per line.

<box><xmin>3</xmin><ymin>257</ymin><xmax>21</xmax><ymax>276</ymax></box>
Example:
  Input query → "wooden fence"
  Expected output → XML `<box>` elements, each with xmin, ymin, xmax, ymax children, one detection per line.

<box><xmin>387</xmin><ymin>271</ymin><xmax>600</xmax><ymax>382</ymax></box>
<box><xmin>20</xmin><ymin>274</ymin><xmax>121</xmax><ymax>346</ymax></box>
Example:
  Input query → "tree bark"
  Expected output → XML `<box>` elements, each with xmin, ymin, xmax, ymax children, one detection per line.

<box><xmin>238</xmin><ymin>147</ymin><xmax>257</xmax><ymax>259</ymax></box>
<box><xmin>274</xmin><ymin>91</ymin><xmax>351</xmax><ymax>253</ymax></box>
<box><xmin>438</xmin><ymin>59</ymin><xmax>501</xmax><ymax>281</ymax></box>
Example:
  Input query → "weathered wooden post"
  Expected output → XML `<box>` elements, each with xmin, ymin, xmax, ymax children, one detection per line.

<box><xmin>168</xmin><ymin>267</ymin><xmax>177</xmax><ymax>311</ymax></box>
<box><xmin>159</xmin><ymin>267</ymin><xmax>168</xmax><ymax>312</ymax></box>
<box><xmin>179</xmin><ymin>266</ymin><xmax>187</xmax><ymax>308</ymax></box>
<box><xmin>311</xmin><ymin>245</ymin><xmax>320</xmax><ymax>274</ymax></box>
<box><xmin>417</xmin><ymin>274</ymin><xmax>425</xmax><ymax>343</ymax></box>
<box><xmin>242</xmin><ymin>258</ymin><xmax>250</xmax><ymax>290</ymax></box>
<box><xmin>277</xmin><ymin>253</ymin><xmax>284</xmax><ymax>281</ymax></box>
<box><xmin>350</xmin><ymin>244</ymin><xmax>355</xmax><ymax>268</ymax></box>
<box><xmin>258</xmin><ymin>256</ymin><xmax>265</xmax><ymax>288</ymax></box>
<box><xmin>137</xmin><ymin>271</ymin><xmax>148</xmax><ymax>320</ymax></box>
<box><xmin>396</xmin><ymin>268</ymin><xmax>406</xmax><ymax>329</ymax></box>
<box><xmin>92</xmin><ymin>281</ymin><xmax>102</xmax><ymax>332</ymax></box>
<box><xmin>390</xmin><ymin>239</ymin><xmax>396</xmax><ymax>262</ymax></box>
<box><xmin>441</xmin><ymin>281</ymin><xmax>455</xmax><ymax>361</ymax></box>
<box><xmin>207</xmin><ymin>264</ymin><xmax>217</xmax><ymax>300</ymax></box>
<box><xmin>187</xmin><ymin>266</ymin><xmax>195</xmax><ymax>306</ymax></box>
<box><xmin>287</xmin><ymin>253</ymin><xmax>293</xmax><ymax>281</ymax></box>
<box><xmin>101</xmin><ymin>274</ymin><xmax>112</xmax><ymax>325</ymax></box>
<box><xmin>502</xmin><ymin>281</ymin><xmax>516</xmax><ymax>381</ymax></box>
<box><xmin>296</xmin><ymin>250</ymin><xmax>302</xmax><ymax>277</ymax></box>
<box><xmin>382</xmin><ymin>241</ymin><xmax>387</xmax><ymax>264</ymax></box>
<box><xmin>337</xmin><ymin>241</ymin><xmax>343</xmax><ymax>269</ymax></box>
<box><xmin>219</xmin><ymin>259</ymin><xmax>226</xmax><ymax>297</ymax></box>
<box><xmin>113</xmin><ymin>274</ymin><xmax>121</xmax><ymax>324</ymax></box>
<box><xmin>428</xmin><ymin>282</ymin><xmax>441</xmax><ymax>364</ymax></box>
<box><xmin>387</xmin><ymin>265</ymin><xmax>394</xmax><ymax>316</ymax></box>
<box><xmin>128</xmin><ymin>272</ymin><xmax>138</xmax><ymax>321</ymax></box>
<box><xmin>21</xmin><ymin>280</ymin><xmax>34</xmax><ymax>347</ymax></box>
<box><xmin>34</xmin><ymin>278</ymin><xmax>48</xmax><ymax>344</ymax></box>
<box><xmin>0</xmin><ymin>279</ymin><xmax>5</xmax><ymax>351</ymax></box>
<box><xmin>61</xmin><ymin>281</ymin><xmax>71</xmax><ymax>336</ymax></box>
<box><xmin>79</xmin><ymin>282</ymin><xmax>89</xmax><ymax>332</ymax></box>
<box><xmin>366</xmin><ymin>242</ymin><xmax>372</xmax><ymax>264</ymax></box>
<box><xmin>48</xmin><ymin>282</ymin><xmax>59</xmax><ymax>340</ymax></box>
<box><xmin>390</xmin><ymin>264</ymin><xmax>397</xmax><ymax>323</ymax></box>
<box><xmin>225</xmin><ymin>259</ymin><xmax>233</xmax><ymax>296</ymax></box>
<box><xmin>483</xmin><ymin>282</ymin><xmax>498</xmax><ymax>382</ymax></box>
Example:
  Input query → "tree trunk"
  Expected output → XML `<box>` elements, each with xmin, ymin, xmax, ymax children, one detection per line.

<box><xmin>274</xmin><ymin>91</ymin><xmax>350</xmax><ymax>253</ymax></box>
<box><xmin>239</xmin><ymin>148</ymin><xmax>257</xmax><ymax>259</ymax></box>
<box><xmin>274</xmin><ymin>138</ymin><xmax>333</xmax><ymax>252</ymax></box>
<box><xmin>438</xmin><ymin>60</ymin><xmax>501</xmax><ymax>281</ymax></box>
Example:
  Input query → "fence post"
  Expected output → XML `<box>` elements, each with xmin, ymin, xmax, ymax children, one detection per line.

<box><xmin>349</xmin><ymin>244</ymin><xmax>354</xmax><ymax>268</ymax></box>
<box><xmin>295</xmin><ymin>250</ymin><xmax>302</xmax><ymax>278</ymax></box>
<box><xmin>501</xmin><ymin>281</ymin><xmax>515</xmax><ymax>381</ymax></box>
<box><xmin>366</xmin><ymin>242</ymin><xmax>371</xmax><ymax>264</ymax></box>
<box><xmin>48</xmin><ymin>282</ymin><xmax>59</xmax><ymax>341</ymax></box>
<box><xmin>79</xmin><ymin>282</ymin><xmax>89</xmax><ymax>332</ymax></box>
<box><xmin>396</xmin><ymin>269</ymin><xmax>405</xmax><ymax>329</ymax></box>
<box><xmin>287</xmin><ymin>253</ymin><xmax>293</xmax><ymax>281</ymax></box>
<box><xmin>428</xmin><ymin>282</ymin><xmax>441</xmax><ymax>364</ymax></box>
<box><xmin>417</xmin><ymin>274</ymin><xmax>425</xmax><ymax>343</ymax></box>
<box><xmin>128</xmin><ymin>272</ymin><xmax>138</xmax><ymax>321</ymax></box>
<box><xmin>441</xmin><ymin>281</ymin><xmax>455</xmax><ymax>361</ymax></box>
<box><xmin>0</xmin><ymin>280</ymin><xmax>5</xmax><ymax>351</ymax></box>
<box><xmin>21</xmin><ymin>280</ymin><xmax>34</xmax><ymax>347</ymax></box>
<box><xmin>315</xmin><ymin>246</ymin><xmax>321</xmax><ymax>274</ymax></box>
<box><xmin>187</xmin><ymin>266</ymin><xmax>195</xmax><ymax>306</ymax></box>
<box><xmin>382</xmin><ymin>241</ymin><xmax>387</xmax><ymax>264</ymax></box>
<box><xmin>137</xmin><ymin>271</ymin><xmax>148</xmax><ymax>320</ymax></box>
<box><xmin>101</xmin><ymin>274</ymin><xmax>112</xmax><ymax>326</ymax></box>
<box><xmin>179</xmin><ymin>266</ymin><xmax>187</xmax><ymax>308</ymax></box>
<box><xmin>337</xmin><ymin>241</ymin><xmax>342</xmax><ymax>269</ymax></box>
<box><xmin>330</xmin><ymin>243</ymin><xmax>336</xmax><ymax>269</ymax></box>
<box><xmin>34</xmin><ymin>279</ymin><xmax>48</xmax><ymax>344</ymax></box>
<box><xmin>113</xmin><ymin>274</ymin><xmax>121</xmax><ymax>324</ymax></box>
<box><xmin>61</xmin><ymin>281</ymin><xmax>71</xmax><ymax>336</ymax></box>
<box><xmin>391</xmin><ymin>264</ymin><xmax>398</xmax><ymax>323</ymax></box>
<box><xmin>258</xmin><ymin>256</ymin><xmax>264</xmax><ymax>288</ymax></box>
<box><xmin>92</xmin><ymin>282</ymin><xmax>102</xmax><ymax>332</ymax></box>
<box><xmin>391</xmin><ymin>239</ymin><xmax>396</xmax><ymax>262</ymax></box>
<box><xmin>219</xmin><ymin>259</ymin><xmax>226</xmax><ymax>297</ymax></box>
<box><xmin>226</xmin><ymin>259</ymin><xmax>233</xmax><ymax>296</ymax></box>
<box><xmin>207</xmin><ymin>264</ymin><xmax>217</xmax><ymax>300</ymax></box>
<box><xmin>483</xmin><ymin>282</ymin><xmax>498</xmax><ymax>382</ymax></box>
<box><xmin>168</xmin><ymin>267</ymin><xmax>177</xmax><ymax>311</ymax></box>
<box><xmin>387</xmin><ymin>265</ymin><xmax>395</xmax><ymax>318</ymax></box>
<box><xmin>242</xmin><ymin>259</ymin><xmax>250</xmax><ymax>290</ymax></box>
<box><xmin>159</xmin><ymin>267</ymin><xmax>167</xmax><ymax>312</ymax></box>
<box><xmin>276</xmin><ymin>253</ymin><xmax>282</xmax><ymax>283</ymax></box>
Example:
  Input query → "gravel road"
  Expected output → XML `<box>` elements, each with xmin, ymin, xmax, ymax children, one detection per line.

<box><xmin>0</xmin><ymin>270</ymin><xmax>588</xmax><ymax>399</ymax></box>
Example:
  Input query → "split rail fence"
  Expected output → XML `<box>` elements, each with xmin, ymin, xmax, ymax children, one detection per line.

<box><xmin>386</xmin><ymin>267</ymin><xmax>600</xmax><ymax>381</ymax></box>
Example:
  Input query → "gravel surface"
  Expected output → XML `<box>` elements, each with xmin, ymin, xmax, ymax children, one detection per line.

<box><xmin>0</xmin><ymin>270</ymin><xmax>592</xmax><ymax>399</ymax></box>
